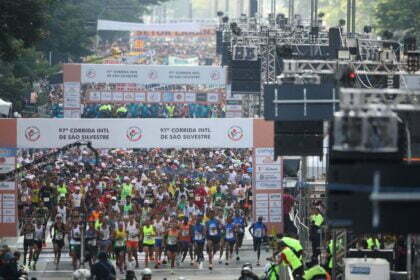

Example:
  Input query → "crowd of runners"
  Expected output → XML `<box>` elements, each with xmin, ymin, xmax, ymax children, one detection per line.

<box><xmin>16</xmin><ymin>148</ymin><xmax>265</xmax><ymax>273</ymax></box>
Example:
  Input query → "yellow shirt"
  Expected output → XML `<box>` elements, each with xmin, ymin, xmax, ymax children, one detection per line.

<box><xmin>209</xmin><ymin>185</ymin><xmax>217</xmax><ymax>195</ymax></box>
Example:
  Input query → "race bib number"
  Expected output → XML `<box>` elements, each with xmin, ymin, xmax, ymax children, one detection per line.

<box><xmin>25</xmin><ymin>233</ymin><xmax>33</xmax><ymax>239</ymax></box>
<box><xmin>254</xmin><ymin>228</ymin><xmax>262</xmax><ymax>238</ymax></box>
<box><xmin>88</xmin><ymin>239</ymin><xmax>96</xmax><ymax>246</ymax></box>
<box><xmin>194</xmin><ymin>232</ymin><xmax>203</xmax><ymax>240</ymax></box>
<box><xmin>182</xmin><ymin>230</ymin><xmax>189</xmax><ymax>237</ymax></box>
<box><xmin>43</xmin><ymin>197</ymin><xmax>50</xmax><ymax>202</ymax></box>
<box><xmin>129</xmin><ymin>232</ymin><xmax>137</xmax><ymax>239</ymax></box>
<box><xmin>167</xmin><ymin>236</ymin><xmax>177</xmax><ymax>245</ymax></box>
<box><xmin>226</xmin><ymin>230</ymin><xmax>234</xmax><ymax>239</ymax></box>
<box><xmin>116</xmin><ymin>240</ymin><xmax>124</xmax><ymax>247</ymax></box>
<box><xmin>144</xmin><ymin>234</ymin><xmax>153</xmax><ymax>242</ymax></box>
<box><xmin>56</xmin><ymin>233</ymin><xmax>63</xmax><ymax>240</ymax></box>
<box><xmin>209</xmin><ymin>226</ymin><xmax>218</xmax><ymax>236</ymax></box>
<box><xmin>195</xmin><ymin>196</ymin><xmax>201</xmax><ymax>202</ymax></box>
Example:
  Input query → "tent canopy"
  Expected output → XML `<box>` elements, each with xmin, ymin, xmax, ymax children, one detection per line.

<box><xmin>0</xmin><ymin>98</ymin><xmax>12</xmax><ymax>116</ymax></box>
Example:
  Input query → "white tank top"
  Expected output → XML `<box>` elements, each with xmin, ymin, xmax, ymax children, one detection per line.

<box><xmin>57</xmin><ymin>206</ymin><xmax>67</xmax><ymax>221</ymax></box>
<box><xmin>34</xmin><ymin>225</ymin><xmax>44</xmax><ymax>241</ymax></box>
<box><xmin>100</xmin><ymin>226</ymin><xmax>110</xmax><ymax>240</ymax></box>
<box><xmin>71</xmin><ymin>226</ymin><xmax>81</xmax><ymax>244</ymax></box>
<box><xmin>127</xmin><ymin>223</ymin><xmax>139</xmax><ymax>241</ymax></box>
<box><xmin>154</xmin><ymin>220</ymin><xmax>165</xmax><ymax>239</ymax></box>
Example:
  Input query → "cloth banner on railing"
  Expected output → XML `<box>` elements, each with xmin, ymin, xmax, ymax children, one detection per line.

<box><xmin>168</xmin><ymin>56</ymin><xmax>199</xmax><ymax>66</ymax></box>
<box><xmin>80</xmin><ymin>64</ymin><xmax>226</xmax><ymax>86</ymax></box>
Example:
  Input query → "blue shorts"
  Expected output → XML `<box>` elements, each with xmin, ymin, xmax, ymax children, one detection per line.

<box><xmin>225</xmin><ymin>238</ymin><xmax>236</xmax><ymax>244</ymax></box>
<box><xmin>155</xmin><ymin>239</ymin><xmax>163</xmax><ymax>248</ymax></box>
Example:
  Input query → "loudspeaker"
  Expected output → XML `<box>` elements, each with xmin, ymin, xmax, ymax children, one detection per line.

<box><xmin>275</xmin><ymin>134</ymin><xmax>323</xmax><ymax>157</ymax></box>
<box><xmin>275</xmin><ymin>121</ymin><xmax>323</xmax><ymax>134</ymax></box>
<box><xmin>328</xmin><ymin>27</ymin><xmax>342</xmax><ymax>59</ymax></box>
<box><xmin>328</xmin><ymin>162</ymin><xmax>420</xmax><ymax>233</ymax></box>
<box><xmin>230</xmin><ymin>59</ymin><xmax>261</xmax><ymax>94</ymax></box>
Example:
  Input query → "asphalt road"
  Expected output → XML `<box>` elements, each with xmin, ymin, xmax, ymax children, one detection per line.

<box><xmin>26</xmin><ymin>247</ymin><xmax>274</xmax><ymax>280</ymax></box>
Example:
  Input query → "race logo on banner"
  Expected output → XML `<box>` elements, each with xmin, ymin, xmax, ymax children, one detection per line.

<box><xmin>174</xmin><ymin>92</ymin><xmax>185</xmax><ymax>102</ymax></box>
<box><xmin>147</xmin><ymin>92</ymin><xmax>161</xmax><ymax>103</ymax></box>
<box><xmin>162</xmin><ymin>92</ymin><xmax>174</xmax><ymax>103</ymax></box>
<box><xmin>135</xmin><ymin>92</ymin><xmax>146</xmax><ymax>102</ymax></box>
<box><xmin>207</xmin><ymin>93</ymin><xmax>219</xmax><ymax>103</ymax></box>
<box><xmin>185</xmin><ymin>92</ymin><xmax>196</xmax><ymax>103</ymax></box>
<box><xmin>123</xmin><ymin>92</ymin><xmax>135</xmax><ymax>102</ymax></box>
<box><xmin>101</xmin><ymin>92</ymin><xmax>112</xmax><ymax>102</ymax></box>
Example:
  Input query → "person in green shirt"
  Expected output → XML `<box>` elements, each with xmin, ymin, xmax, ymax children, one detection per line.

<box><xmin>178</xmin><ymin>195</ymin><xmax>188</xmax><ymax>212</ymax></box>
<box><xmin>213</xmin><ymin>186</ymin><xmax>225</xmax><ymax>207</ymax></box>
<box><xmin>303</xmin><ymin>265</ymin><xmax>330</xmax><ymax>280</ymax></box>
<box><xmin>120</xmin><ymin>177</ymin><xmax>133</xmax><ymax>200</ymax></box>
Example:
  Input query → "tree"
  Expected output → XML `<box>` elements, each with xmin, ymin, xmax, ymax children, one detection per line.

<box><xmin>376</xmin><ymin>0</ymin><xmax>420</xmax><ymax>40</ymax></box>
<box><xmin>0</xmin><ymin>0</ymin><xmax>52</xmax><ymax>61</ymax></box>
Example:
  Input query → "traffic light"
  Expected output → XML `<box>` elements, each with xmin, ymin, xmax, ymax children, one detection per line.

<box><xmin>339</xmin><ymin>65</ymin><xmax>357</xmax><ymax>87</ymax></box>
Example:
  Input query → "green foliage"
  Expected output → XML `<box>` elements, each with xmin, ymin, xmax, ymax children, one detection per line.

<box><xmin>376</xmin><ymin>0</ymin><xmax>420</xmax><ymax>40</ymax></box>
<box><xmin>0</xmin><ymin>0</ymin><xmax>52</xmax><ymax>61</ymax></box>
<box><xmin>0</xmin><ymin>0</ymin><xmax>168</xmax><ymax>111</ymax></box>
<box><xmin>0</xmin><ymin>48</ymin><xmax>55</xmax><ymax>110</ymax></box>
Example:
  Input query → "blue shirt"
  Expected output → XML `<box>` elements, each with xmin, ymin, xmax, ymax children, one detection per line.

<box><xmin>192</xmin><ymin>223</ymin><xmax>205</xmax><ymax>242</ymax></box>
<box><xmin>250</xmin><ymin>222</ymin><xmax>266</xmax><ymax>239</ymax></box>
<box><xmin>233</xmin><ymin>216</ymin><xmax>246</xmax><ymax>233</ymax></box>
<box><xmin>224</xmin><ymin>223</ymin><xmax>236</xmax><ymax>241</ymax></box>
<box><xmin>206</xmin><ymin>219</ymin><xmax>220</xmax><ymax>238</ymax></box>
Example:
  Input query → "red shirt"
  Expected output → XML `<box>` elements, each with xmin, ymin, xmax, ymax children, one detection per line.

<box><xmin>193</xmin><ymin>187</ymin><xmax>207</xmax><ymax>208</ymax></box>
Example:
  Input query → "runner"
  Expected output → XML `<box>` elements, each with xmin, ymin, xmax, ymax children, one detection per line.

<box><xmin>206</xmin><ymin>209</ymin><xmax>221</xmax><ymax>270</ymax></box>
<box><xmin>50</xmin><ymin>215</ymin><xmax>67</xmax><ymax>269</ymax></box>
<box><xmin>217</xmin><ymin>208</ymin><xmax>226</xmax><ymax>264</ymax></box>
<box><xmin>154</xmin><ymin>214</ymin><xmax>166</xmax><ymax>268</ymax></box>
<box><xmin>179</xmin><ymin>216</ymin><xmax>193</xmax><ymax>265</ymax></box>
<box><xmin>22</xmin><ymin>221</ymin><xmax>34</xmax><ymax>267</ymax></box>
<box><xmin>165</xmin><ymin>222</ymin><xmax>179</xmax><ymax>273</ymax></box>
<box><xmin>249</xmin><ymin>216</ymin><xmax>267</xmax><ymax>266</ymax></box>
<box><xmin>55</xmin><ymin>198</ymin><xmax>68</xmax><ymax>224</ymax></box>
<box><xmin>98</xmin><ymin>220</ymin><xmax>112</xmax><ymax>255</ymax></box>
<box><xmin>233</xmin><ymin>210</ymin><xmax>247</xmax><ymax>261</ymax></box>
<box><xmin>85</xmin><ymin>221</ymin><xmax>98</xmax><ymax>267</ymax></box>
<box><xmin>32</xmin><ymin>219</ymin><xmax>45</xmax><ymax>270</ymax></box>
<box><xmin>126</xmin><ymin>216</ymin><xmax>140</xmax><ymax>268</ymax></box>
<box><xmin>69</xmin><ymin>220</ymin><xmax>82</xmax><ymax>270</ymax></box>
<box><xmin>113</xmin><ymin>221</ymin><xmax>127</xmax><ymax>274</ymax></box>
<box><xmin>192</xmin><ymin>214</ymin><xmax>206</xmax><ymax>267</ymax></box>
<box><xmin>224</xmin><ymin>215</ymin><xmax>237</xmax><ymax>266</ymax></box>
<box><xmin>141</xmin><ymin>218</ymin><xmax>156</xmax><ymax>268</ymax></box>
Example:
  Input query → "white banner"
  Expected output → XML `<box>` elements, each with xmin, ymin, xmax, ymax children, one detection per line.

<box><xmin>168</xmin><ymin>56</ymin><xmax>199</xmax><ymax>66</ymax></box>
<box><xmin>207</xmin><ymin>93</ymin><xmax>220</xmax><ymax>103</ymax></box>
<box><xmin>185</xmin><ymin>92</ymin><xmax>196</xmax><ymax>103</ymax></box>
<box><xmin>147</xmin><ymin>92</ymin><xmax>161</xmax><ymax>103</ymax></box>
<box><xmin>135</xmin><ymin>92</ymin><xmax>146</xmax><ymax>102</ymax></box>
<box><xmin>17</xmin><ymin>119</ymin><xmax>253</xmax><ymax>149</ymax></box>
<box><xmin>112</xmin><ymin>92</ymin><xmax>124</xmax><ymax>102</ymax></box>
<box><xmin>254</xmin><ymin>147</ymin><xmax>283</xmax><ymax>190</ymax></box>
<box><xmin>97</xmin><ymin>20</ymin><xmax>201</xmax><ymax>32</ymax></box>
<box><xmin>80</xmin><ymin>64</ymin><xmax>226</xmax><ymax>86</ymax></box>
<box><xmin>63</xmin><ymin>82</ymin><xmax>81</xmax><ymax>108</ymax></box>
<box><xmin>123</xmin><ymin>92</ymin><xmax>135</xmax><ymax>102</ymax></box>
